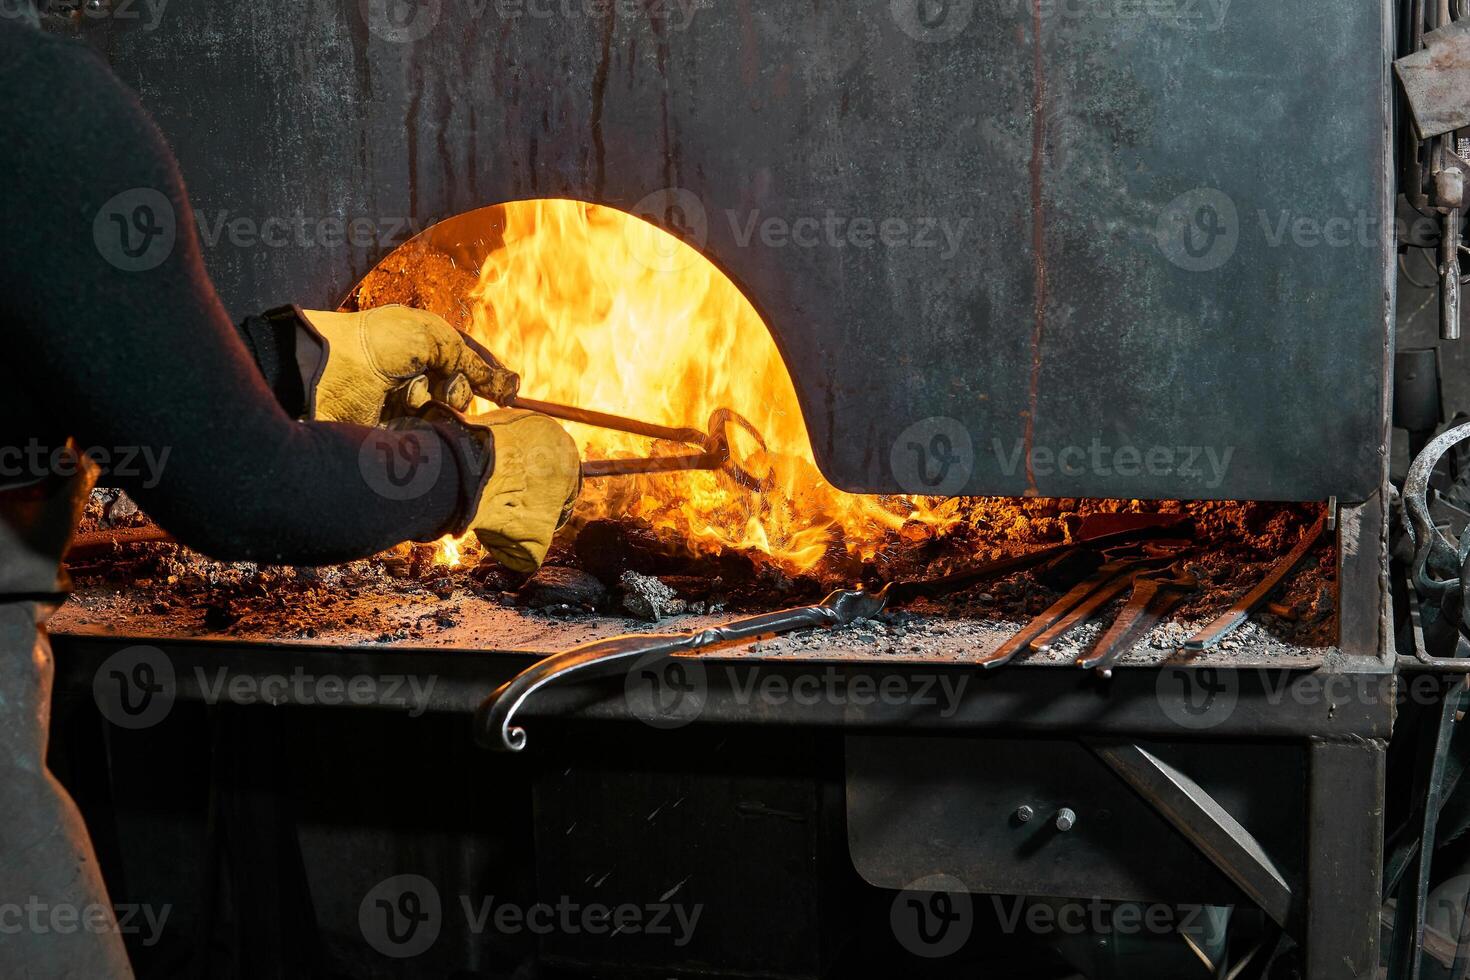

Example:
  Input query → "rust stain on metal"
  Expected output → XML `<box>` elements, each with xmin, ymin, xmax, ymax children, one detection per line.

<box><xmin>1022</xmin><ymin>0</ymin><xmax>1048</xmax><ymax>496</ymax></box>
<box><xmin>406</xmin><ymin>55</ymin><xmax>425</xmax><ymax>220</ymax></box>
<box><xmin>648</xmin><ymin>4</ymin><xmax>678</xmax><ymax>194</ymax></box>
<box><xmin>590</xmin><ymin>5</ymin><xmax>616</xmax><ymax>197</ymax></box>
<box><xmin>737</xmin><ymin>0</ymin><xmax>759</xmax><ymax>92</ymax></box>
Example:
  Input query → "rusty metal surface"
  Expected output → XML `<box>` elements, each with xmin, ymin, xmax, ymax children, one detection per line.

<box><xmin>72</xmin><ymin>0</ymin><xmax>1391</xmax><ymax>503</ymax></box>
<box><xmin>1397</xmin><ymin>20</ymin><xmax>1470</xmax><ymax>139</ymax></box>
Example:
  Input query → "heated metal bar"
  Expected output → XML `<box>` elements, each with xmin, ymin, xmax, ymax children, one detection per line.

<box><xmin>1030</xmin><ymin>571</ymin><xmax>1137</xmax><ymax>653</ymax></box>
<box><xmin>1080</xmin><ymin>577</ymin><xmax>1194</xmax><ymax>677</ymax></box>
<box><xmin>1184</xmin><ymin>516</ymin><xmax>1327</xmax><ymax>651</ymax></box>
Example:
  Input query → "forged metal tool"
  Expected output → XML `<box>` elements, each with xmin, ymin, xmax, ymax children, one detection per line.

<box><xmin>975</xmin><ymin>542</ymin><xmax>1192</xmax><ymax>670</ymax></box>
<box><xmin>1182</xmin><ymin>515</ymin><xmax>1326</xmax><ymax>651</ymax></box>
<box><xmin>1077</xmin><ymin>563</ymin><xmax>1197</xmax><ymax>677</ymax></box>
<box><xmin>475</xmin><ymin>587</ymin><xmax>890</xmax><ymax>751</ymax></box>
<box><xmin>453</xmin><ymin>329</ymin><xmax>773</xmax><ymax>489</ymax></box>
<box><xmin>474</xmin><ymin>523</ymin><xmax>1193</xmax><ymax>751</ymax></box>
<box><xmin>1029</xmin><ymin>569</ymin><xmax>1141</xmax><ymax>653</ymax></box>
<box><xmin>476</xmin><ymin>547</ymin><xmax>1074</xmax><ymax>752</ymax></box>
<box><xmin>509</xmin><ymin>397</ymin><xmax>772</xmax><ymax>490</ymax></box>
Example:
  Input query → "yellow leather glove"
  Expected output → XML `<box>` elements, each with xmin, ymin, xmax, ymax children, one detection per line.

<box><xmin>299</xmin><ymin>305</ymin><xmax>521</xmax><ymax>425</ymax></box>
<box><xmin>463</xmin><ymin>409</ymin><xmax>582</xmax><ymax>573</ymax></box>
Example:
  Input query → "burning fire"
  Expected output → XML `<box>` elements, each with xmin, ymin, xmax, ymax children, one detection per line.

<box><xmin>424</xmin><ymin>199</ymin><xmax>958</xmax><ymax>572</ymax></box>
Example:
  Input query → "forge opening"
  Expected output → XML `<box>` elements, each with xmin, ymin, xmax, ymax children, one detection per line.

<box><xmin>332</xmin><ymin>198</ymin><xmax>1334</xmax><ymax>646</ymax></box>
<box><xmin>61</xmin><ymin>199</ymin><xmax>1335</xmax><ymax>661</ymax></box>
<box><xmin>348</xmin><ymin>196</ymin><xmax>967</xmax><ymax>575</ymax></box>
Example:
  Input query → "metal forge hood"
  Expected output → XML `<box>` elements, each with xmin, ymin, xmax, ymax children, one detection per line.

<box><xmin>99</xmin><ymin>0</ymin><xmax>1389</xmax><ymax>502</ymax></box>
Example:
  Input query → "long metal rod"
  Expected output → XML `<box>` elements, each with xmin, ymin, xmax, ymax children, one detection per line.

<box><xmin>509</xmin><ymin>396</ymin><xmax>708</xmax><ymax>448</ymax></box>
<box><xmin>1080</xmin><ymin>583</ymin><xmax>1192</xmax><ymax>677</ymax></box>
<box><xmin>1183</xmin><ymin>516</ymin><xmax>1326</xmax><ymax>651</ymax></box>
<box><xmin>1029</xmin><ymin>570</ymin><xmax>1137</xmax><ymax>652</ymax></box>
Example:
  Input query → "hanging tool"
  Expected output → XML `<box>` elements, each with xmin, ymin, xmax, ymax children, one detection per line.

<box><xmin>453</xmin><ymin>329</ymin><xmax>772</xmax><ymax>489</ymax></box>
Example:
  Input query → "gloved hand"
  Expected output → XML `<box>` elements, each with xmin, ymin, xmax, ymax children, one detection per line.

<box><xmin>455</xmin><ymin>409</ymin><xmax>582</xmax><ymax>573</ymax></box>
<box><xmin>299</xmin><ymin>305</ymin><xmax>521</xmax><ymax>426</ymax></box>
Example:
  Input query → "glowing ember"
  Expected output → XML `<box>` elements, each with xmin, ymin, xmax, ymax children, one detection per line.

<box><xmin>436</xmin><ymin>534</ymin><xmax>465</xmax><ymax>568</ymax></box>
<box><xmin>434</xmin><ymin>198</ymin><xmax>959</xmax><ymax>573</ymax></box>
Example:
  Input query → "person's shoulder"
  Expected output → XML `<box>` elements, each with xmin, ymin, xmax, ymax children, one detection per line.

<box><xmin>0</xmin><ymin>17</ymin><xmax>110</xmax><ymax>83</ymax></box>
<box><xmin>0</xmin><ymin>20</ymin><xmax>168</xmax><ymax>171</ymax></box>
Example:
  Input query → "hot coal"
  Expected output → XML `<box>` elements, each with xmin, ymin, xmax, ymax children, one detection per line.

<box><xmin>517</xmin><ymin>567</ymin><xmax>606</xmax><ymax>611</ymax></box>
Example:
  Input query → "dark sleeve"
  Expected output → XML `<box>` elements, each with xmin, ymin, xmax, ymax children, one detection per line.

<box><xmin>236</xmin><ymin>307</ymin><xmax>309</xmax><ymax>419</ymax></box>
<box><xmin>0</xmin><ymin>32</ymin><xmax>478</xmax><ymax>565</ymax></box>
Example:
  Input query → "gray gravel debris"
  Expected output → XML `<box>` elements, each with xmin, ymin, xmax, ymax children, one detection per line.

<box><xmin>620</xmin><ymin>571</ymin><xmax>686</xmax><ymax>621</ymax></box>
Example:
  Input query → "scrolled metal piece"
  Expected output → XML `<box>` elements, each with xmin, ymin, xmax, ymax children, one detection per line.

<box><xmin>1403</xmin><ymin>421</ymin><xmax>1470</xmax><ymax>600</ymax></box>
<box><xmin>474</xmin><ymin>587</ymin><xmax>890</xmax><ymax>751</ymax></box>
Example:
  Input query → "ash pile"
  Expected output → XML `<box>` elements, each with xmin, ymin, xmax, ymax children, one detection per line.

<box><xmin>64</xmin><ymin>490</ymin><xmax>1335</xmax><ymax>654</ymax></box>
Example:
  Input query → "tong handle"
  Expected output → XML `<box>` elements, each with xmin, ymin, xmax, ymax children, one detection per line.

<box><xmin>580</xmin><ymin>454</ymin><xmax>721</xmax><ymax>480</ymax></box>
<box><xmin>509</xmin><ymin>396</ymin><xmax>709</xmax><ymax>449</ymax></box>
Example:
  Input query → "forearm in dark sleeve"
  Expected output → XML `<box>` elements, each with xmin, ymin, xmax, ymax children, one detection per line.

<box><xmin>0</xmin><ymin>37</ymin><xmax>473</xmax><ymax>564</ymax></box>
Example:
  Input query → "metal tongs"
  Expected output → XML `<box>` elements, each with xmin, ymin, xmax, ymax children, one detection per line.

<box><xmin>456</xmin><ymin>330</ymin><xmax>771</xmax><ymax>489</ymax></box>
<box><xmin>507</xmin><ymin>397</ymin><xmax>771</xmax><ymax>489</ymax></box>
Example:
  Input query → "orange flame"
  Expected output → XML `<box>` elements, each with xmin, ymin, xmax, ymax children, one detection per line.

<box><xmin>438</xmin><ymin>199</ymin><xmax>955</xmax><ymax>573</ymax></box>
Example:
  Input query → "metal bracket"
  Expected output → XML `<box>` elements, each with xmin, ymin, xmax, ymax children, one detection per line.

<box><xmin>1087</xmin><ymin>740</ymin><xmax>1294</xmax><ymax>927</ymax></box>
